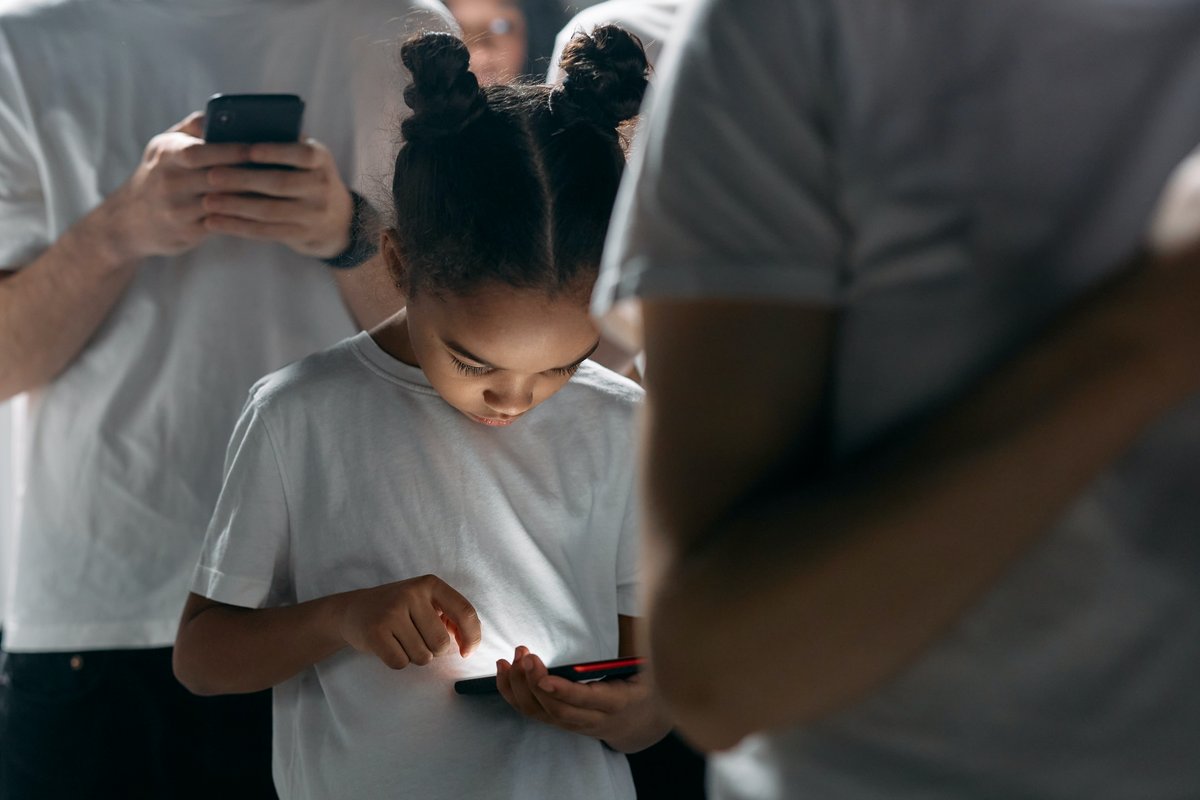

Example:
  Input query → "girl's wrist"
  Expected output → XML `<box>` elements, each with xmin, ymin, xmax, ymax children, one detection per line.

<box><xmin>319</xmin><ymin>589</ymin><xmax>358</xmax><ymax>648</ymax></box>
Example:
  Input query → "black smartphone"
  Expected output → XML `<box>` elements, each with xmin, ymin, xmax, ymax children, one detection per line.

<box><xmin>203</xmin><ymin>93</ymin><xmax>304</xmax><ymax>144</ymax></box>
<box><xmin>454</xmin><ymin>657</ymin><xmax>644</xmax><ymax>696</ymax></box>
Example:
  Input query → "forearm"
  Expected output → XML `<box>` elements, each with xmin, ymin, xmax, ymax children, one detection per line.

<box><xmin>173</xmin><ymin>591</ymin><xmax>352</xmax><ymax>696</ymax></box>
<box><xmin>0</xmin><ymin>198</ymin><xmax>140</xmax><ymax>399</ymax></box>
<box><xmin>647</xmin><ymin>258</ymin><xmax>1200</xmax><ymax>748</ymax></box>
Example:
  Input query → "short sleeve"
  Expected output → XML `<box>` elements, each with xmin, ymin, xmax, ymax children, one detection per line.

<box><xmin>594</xmin><ymin>0</ymin><xmax>847</xmax><ymax>314</ymax></box>
<box><xmin>191</xmin><ymin>395</ymin><xmax>293</xmax><ymax>609</ymax></box>
<box><xmin>0</xmin><ymin>29</ymin><xmax>48</xmax><ymax>269</ymax></box>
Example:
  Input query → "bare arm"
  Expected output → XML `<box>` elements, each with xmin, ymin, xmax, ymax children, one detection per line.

<box><xmin>639</xmin><ymin>251</ymin><xmax>1200</xmax><ymax>751</ymax></box>
<box><xmin>0</xmin><ymin>212</ymin><xmax>139</xmax><ymax>400</ymax></box>
<box><xmin>174</xmin><ymin>591</ymin><xmax>354</xmax><ymax>696</ymax></box>
<box><xmin>173</xmin><ymin>574</ymin><xmax>482</xmax><ymax>696</ymax></box>
<box><xmin>0</xmin><ymin>114</ymin><xmax>249</xmax><ymax>400</ymax></box>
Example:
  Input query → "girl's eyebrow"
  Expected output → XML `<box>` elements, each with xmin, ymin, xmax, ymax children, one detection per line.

<box><xmin>444</xmin><ymin>339</ymin><xmax>601</xmax><ymax>371</ymax></box>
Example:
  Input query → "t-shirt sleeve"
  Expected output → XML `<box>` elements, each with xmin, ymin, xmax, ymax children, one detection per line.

<box><xmin>191</xmin><ymin>394</ymin><xmax>294</xmax><ymax>609</ymax></box>
<box><xmin>0</xmin><ymin>29</ymin><xmax>48</xmax><ymax>270</ymax></box>
<box><xmin>594</xmin><ymin>0</ymin><xmax>846</xmax><ymax>313</ymax></box>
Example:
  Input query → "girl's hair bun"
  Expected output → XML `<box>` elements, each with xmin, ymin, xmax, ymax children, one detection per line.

<box><xmin>400</xmin><ymin>32</ymin><xmax>487</xmax><ymax>141</ymax></box>
<box><xmin>552</xmin><ymin>25</ymin><xmax>649</xmax><ymax>131</ymax></box>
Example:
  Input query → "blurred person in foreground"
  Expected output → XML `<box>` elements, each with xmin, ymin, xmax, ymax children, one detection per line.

<box><xmin>595</xmin><ymin>0</ymin><xmax>1200</xmax><ymax>797</ymax></box>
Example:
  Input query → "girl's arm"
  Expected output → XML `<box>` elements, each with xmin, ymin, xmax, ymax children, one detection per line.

<box><xmin>496</xmin><ymin>615</ymin><xmax>673</xmax><ymax>753</ymax></box>
<box><xmin>173</xmin><ymin>574</ymin><xmax>482</xmax><ymax>696</ymax></box>
<box><xmin>637</xmin><ymin>247</ymin><xmax>1200</xmax><ymax>751</ymax></box>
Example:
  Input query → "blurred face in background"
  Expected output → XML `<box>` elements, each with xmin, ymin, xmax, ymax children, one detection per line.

<box><xmin>446</xmin><ymin>0</ymin><xmax>529</xmax><ymax>85</ymax></box>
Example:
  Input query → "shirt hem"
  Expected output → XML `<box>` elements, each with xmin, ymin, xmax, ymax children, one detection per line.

<box><xmin>191</xmin><ymin>563</ymin><xmax>273</xmax><ymax>609</ymax></box>
<box><xmin>2</xmin><ymin>619</ymin><xmax>181</xmax><ymax>652</ymax></box>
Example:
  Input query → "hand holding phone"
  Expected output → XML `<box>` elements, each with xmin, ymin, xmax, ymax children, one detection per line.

<box><xmin>199</xmin><ymin>92</ymin><xmax>359</xmax><ymax>259</ymax></box>
<box><xmin>455</xmin><ymin>656</ymin><xmax>643</xmax><ymax>695</ymax></box>
<box><xmin>487</xmin><ymin>647</ymin><xmax>668</xmax><ymax>751</ymax></box>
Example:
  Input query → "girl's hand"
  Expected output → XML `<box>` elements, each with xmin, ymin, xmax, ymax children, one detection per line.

<box><xmin>496</xmin><ymin>646</ymin><xmax>671</xmax><ymax>753</ymax></box>
<box><xmin>200</xmin><ymin>137</ymin><xmax>357</xmax><ymax>259</ymax></box>
<box><xmin>337</xmin><ymin>575</ymin><xmax>481</xmax><ymax>670</ymax></box>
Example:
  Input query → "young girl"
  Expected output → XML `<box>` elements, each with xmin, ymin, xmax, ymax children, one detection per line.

<box><xmin>173</xmin><ymin>27</ymin><xmax>669</xmax><ymax>800</ymax></box>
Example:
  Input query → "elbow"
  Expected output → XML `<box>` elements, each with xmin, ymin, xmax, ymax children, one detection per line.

<box><xmin>172</xmin><ymin>635</ymin><xmax>227</xmax><ymax>697</ymax></box>
<box><xmin>647</xmin><ymin>612</ymin><xmax>755</xmax><ymax>753</ymax></box>
<box><xmin>646</xmin><ymin>577</ymin><xmax>760</xmax><ymax>752</ymax></box>
<box><xmin>647</xmin><ymin>556</ymin><xmax>870</xmax><ymax>753</ymax></box>
<box><xmin>650</xmin><ymin>617</ymin><xmax>862</xmax><ymax>753</ymax></box>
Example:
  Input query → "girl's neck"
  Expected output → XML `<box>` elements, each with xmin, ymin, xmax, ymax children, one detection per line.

<box><xmin>369</xmin><ymin>309</ymin><xmax>420</xmax><ymax>368</ymax></box>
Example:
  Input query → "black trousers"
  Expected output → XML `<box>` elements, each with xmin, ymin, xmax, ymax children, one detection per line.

<box><xmin>629</xmin><ymin>731</ymin><xmax>708</xmax><ymax>799</ymax></box>
<box><xmin>0</xmin><ymin>644</ymin><xmax>275</xmax><ymax>800</ymax></box>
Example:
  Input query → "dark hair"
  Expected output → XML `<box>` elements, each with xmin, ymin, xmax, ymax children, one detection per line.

<box><xmin>390</xmin><ymin>26</ymin><xmax>649</xmax><ymax>299</ymax></box>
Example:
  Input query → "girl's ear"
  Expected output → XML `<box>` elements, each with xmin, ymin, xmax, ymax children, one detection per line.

<box><xmin>380</xmin><ymin>229</ymin><xmax>409</xmax><ymax>290</ymax></box>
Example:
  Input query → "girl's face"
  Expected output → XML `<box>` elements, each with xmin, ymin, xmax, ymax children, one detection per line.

<box><xmin>395</xmin><ymin>282</ymin><xmax>600</xmax><ymax>427</ymax></box>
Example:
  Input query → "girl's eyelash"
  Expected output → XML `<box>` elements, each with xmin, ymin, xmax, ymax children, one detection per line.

<box><xmin>449</xmin><ymin>355</ymin><xmax>581</xmax><ymax>378</ymax></box>
<box><xmin>450</xmin><ymin>356</ymin><xmax>491</xmax><ymax>377</ymax></box>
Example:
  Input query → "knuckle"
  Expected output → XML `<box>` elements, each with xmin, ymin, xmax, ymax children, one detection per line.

<box><xmin>175</xmin><ymin>143</ymin><xmax>201</xmax><ymax>167</ymax></box>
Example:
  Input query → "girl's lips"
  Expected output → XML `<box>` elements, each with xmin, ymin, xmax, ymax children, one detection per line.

<box><xmin>469</xmin><ymin>413</ymin><xmax>518</xmax><ymax>427</ymax></box>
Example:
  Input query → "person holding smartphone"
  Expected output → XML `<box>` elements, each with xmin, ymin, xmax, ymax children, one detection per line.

<box><xmin>172</xmin><ymin>29</ymin><xmax>669</xmax><ymax>800</ymax></box>
<box><xmin>0</xmin><ymin>0</ymin><xmax>451</xmax><ymax>796</ymax></box>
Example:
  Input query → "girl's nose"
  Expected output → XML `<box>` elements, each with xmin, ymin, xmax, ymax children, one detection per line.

<box><xmin>483</xmin><ymin>384</ymin><xmax>533</xmax><ymax>417</ymax></box>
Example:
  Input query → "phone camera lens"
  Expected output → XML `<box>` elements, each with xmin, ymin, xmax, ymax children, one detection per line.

<box><xmin>216</xmin><ymin>110</ymin><xmax>233</xmax><ymax>125</ymax></box>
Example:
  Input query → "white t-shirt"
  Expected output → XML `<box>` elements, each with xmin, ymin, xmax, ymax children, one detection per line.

<box><xmin>546</xmin><ymin>1</ymin><xmax>691</xmax><ymax>82</ymax></box>
<box><xmin>193</xmin><ymin>331</ymin><xmax>642</xmax><ymax>800</ymax></box>
<box><xmin>598</xmin><ymin>1</ymin><xmax>1200</xmax><ymax>797</ymax></box>
<box><xmin>0</xmin><ymin>0</ymin><xmax>451</xmax><ymax>651</ymax></box>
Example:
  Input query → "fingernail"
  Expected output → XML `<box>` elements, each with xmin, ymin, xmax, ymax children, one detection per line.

<box><xmin>538</xmin><ymin>680</ymin><xmax>554</xmax><ymax>693</ymax></box>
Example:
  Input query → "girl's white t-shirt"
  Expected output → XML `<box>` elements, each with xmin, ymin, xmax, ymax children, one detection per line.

<box><xmin>193</xmin><ymin>332</ymin><xmax>642</xmax><ymax>800</ymax></box>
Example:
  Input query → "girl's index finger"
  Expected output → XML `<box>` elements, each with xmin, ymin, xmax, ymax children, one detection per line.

<box><xmin>430</xmin><ymin>582</ymin><xmax>482</xmax><ymax>656</ymax></box>
<box><xmin>246</xmin><ymin>141</ymin><xmax>323</xmax><ymax>170</ymax></box>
